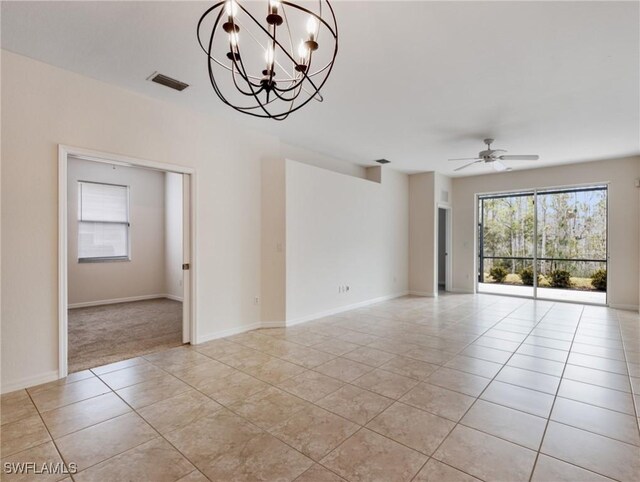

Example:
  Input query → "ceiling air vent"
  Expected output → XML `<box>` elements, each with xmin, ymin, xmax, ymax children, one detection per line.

<box><xmin>375</xmin><ymin>159</ymin><xmax>390</xmax><ymax>165</ymax></box>
<box><xmin>148</xmin><ymin>72</ymin><xmax>189</xmax><ymax>91</ymax></box>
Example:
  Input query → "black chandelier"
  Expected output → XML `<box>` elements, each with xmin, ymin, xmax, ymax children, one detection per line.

<box><xmin>197</xmin><ymin>0</ymin><xmax>338</xmax><ymax>120</ymax></box>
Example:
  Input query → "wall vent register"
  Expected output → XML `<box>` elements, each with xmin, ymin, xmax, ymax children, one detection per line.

<box><xmin>148</xmin><ymin>72</ymin><xmax>189</xmax><ymax>91</ymax></box>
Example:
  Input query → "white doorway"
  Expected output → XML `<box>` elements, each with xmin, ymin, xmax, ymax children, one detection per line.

<box><xmin>58</xmin><ymin>145</ymin><xmax>196</xmax><ymax>378</ymax></box>
<box><xmin>437</xmin><ymin>206</ymin><xmax>452</xmax><ymax>292</ymax></box>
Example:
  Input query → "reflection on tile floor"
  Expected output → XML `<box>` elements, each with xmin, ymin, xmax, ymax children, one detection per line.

<box><xmin>2</xmin><ymin>294</ymin><xmax>640</xmax><ymax>481</ymax></box>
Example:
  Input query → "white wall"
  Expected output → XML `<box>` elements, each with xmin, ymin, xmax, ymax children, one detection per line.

<box><xmin>165</xmin><ymin>172</ymin><xmax>183</xmax><ymax>300</ymax></box>
<box><xmin>451</xmin><ymin>156</ymin><xmax>640</xmax><ymax>309</ymax></box>
<box><xmin>408</xmin><ymin>172</ymin><xmax>453</xmax><ymax>296</ymax></box>
<box><xmin>1</xmin><ymin>51</ymin><xmax>366</xmax><ymax>391</ymax></box>
<box><xmin>279</xmin><ymin>143</ymin><xmax>366</xmax><ymax>180</ymax></box>
<box><xmin>67</xmin><ymin>158</ymin><xmax>166</xmax><ymax>306</ymax></box>
<box><xmin>408</xmin><ymin>172</ymin><xmax>435</xmax><ymax>295</ymax></box>
<box><xmin>261</xmin><ymin>158</ymin><xmax>287</xmax><ymax>323</ymax></box>
<box><xmin>285</xmin><ymin>161</ymin><xmax>409</xmax><ymax>322</ymax></box>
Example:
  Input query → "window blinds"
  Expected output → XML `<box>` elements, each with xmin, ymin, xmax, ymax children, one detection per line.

<box><xmin>78</xmin><ymin>182</ymin><xmax>129</xmax><ymax>260</ymax></box>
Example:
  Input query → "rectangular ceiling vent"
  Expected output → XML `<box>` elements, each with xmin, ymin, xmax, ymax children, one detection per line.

<box><xmin>375</xmin><ymin>159</ymin><xmax>390</xmax><ymax>164</ymax></box>
<box><xmin>148</xmin><ymin>72</ymin><xmax>189</xmax><ymax>92</ymax></box>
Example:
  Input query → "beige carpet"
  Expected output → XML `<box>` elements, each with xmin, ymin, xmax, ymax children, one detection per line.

<box><xmin>68</xmin><ymin>298</ymin><xmax>184</xmax><ymax>373</ymax></box>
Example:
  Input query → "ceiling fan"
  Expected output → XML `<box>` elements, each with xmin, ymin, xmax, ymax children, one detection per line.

<box><xmin>449</xmin><ymin>138</ymin><xmax>540</xmax><ymax>172</ymax></box>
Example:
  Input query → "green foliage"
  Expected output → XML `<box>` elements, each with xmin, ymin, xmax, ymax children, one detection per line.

<box><xmin>519</xmin><ymin>267</ymin><xmax>539</xmax><ymax>286</ymax></box>
<box><xmin>550</xmin><ymin>270</ymin><xmax>572</xmax><ymax>288</ymax></box>
<box><xmin>591</xmin><ymin>269</ymin><xmax>607</xmax><ymax>291</ymax></box>
<box><xmin>493</xmin><ymin>258</ymin><xmax>512</xmax><ymax>271</ymax></box>
<box><xmin>480</xmin><ymin>189</ymin><xmax>607</xmax><ymax>280</ymax></box>
<box><xmin>489</xmin><ymin>266</ymin><xmax>508</xmax><ymax>283</ymax></box>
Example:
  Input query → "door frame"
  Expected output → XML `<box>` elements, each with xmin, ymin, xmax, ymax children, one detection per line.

<box><xmin>436</xmin><ymin>203</ymin><xmax>453</xmax><ymax>293</ymax></box>
<box><xmin>58</xmin><ymin>145</ymin><xmax>197</xmax><ymax>379</ymax></box>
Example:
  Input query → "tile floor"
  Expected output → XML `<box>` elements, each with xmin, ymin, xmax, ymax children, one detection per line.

<box><xmin>2</xmin><ymin>294</ymin><xmax>640</xmax><ymax>481</ymax></box>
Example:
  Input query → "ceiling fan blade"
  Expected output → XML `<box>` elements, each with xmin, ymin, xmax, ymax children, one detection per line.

<box><xmin>448</xmin><ymin>158</ymin><xmax>481</xmax><ymax>162</ymax></box>
<box><xmin>454</xmin><ymin>160</ymin><xmax>482</xmax><ymax>172</ymax></box>
<box><xmin>492</xmin><ymin>160</ymin><xmax>511</xmax><ymax>172</ymax></box>
<box><xmin>499</xmin><ymin>155</ymin><xmax>539</xmax><ymax>161</ymax></box>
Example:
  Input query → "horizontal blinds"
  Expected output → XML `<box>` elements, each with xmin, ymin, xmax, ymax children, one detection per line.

<box><xmin>78</xmin><ymin>222</ymin><xmax>128</xmax><ymax>259</ymax></box>
<box><xmin>79</xmin><ymin>182</ymin><xmax>128</xmax><ymax>222</ymax></box>
<box><xmin>78</xmin><ymin>181</ymin><xmax>129</xmax><ymax>259</ymax></box>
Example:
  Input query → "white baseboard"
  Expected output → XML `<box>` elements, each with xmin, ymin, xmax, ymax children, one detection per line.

<box><xmin>1</xmin><ymin>370</ymin><xmax>59</xmax><ymax>395</ymax></box>
<box><xmin>10</xmin><ymin>294</ymin><xmax>408</xmax><ymax>393</ymax></box>
<box><xmin>408</xmin><ymin>291</ymin><xmax>436</xmax><ymax>297</ymax></box>
<box><xmin>285</xmin><ymin>291</ymin><xmax>409</xmax><ymax>327</ymax></box>
<box><xmin>609</xmin><ymin>303</ymin><xmax>639</xmax><ymax>312</ymax></box>
<box><xmin>69</xmin><ymin>294</ymin><xmax>181</xmax><ymax>309</ymax></box>
<box><xmin>197</xmin><ymin>292</ymin><xmax>409</xmax><ymax>342</ymax></box>
<box><xmin>449</xmin><ymin>288</ymin><xmax>475</xmax><ymax>294</ymax></box>
<box><xmin>261</xmin><ymin>321</ymin><xmax>286</xmax><ymax>328</ymax></box>
<box><xmin>196</xmin><ymin>321</ymin><xmax>285</xmax><ymax>345</ymax></box>
<box><xmin>165</xmin><ymin>294</ymin><xmax>184</xmax><ymax>302</ymax></box>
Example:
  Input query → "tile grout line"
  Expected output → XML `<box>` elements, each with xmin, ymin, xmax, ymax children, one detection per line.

<box><xmin>95</xmin><ymin>303</ymin><xmax>620</xmax><ymax>482</ymax></box>
<box><xmin>83</xmin><ymin>349</ymin><xmax>325</xmax><ymax>480</ymax></box>
<box><xmin>530</xmin><ymin>306</ymin><xmax>640</xmax><ymax>481</ymax></box>
<box><xmin>102</xmin><ymin>330</ymin><xmax>636</xmax><ymax>414</ymax></box>
<box><xmin>116</xmin><ymin>306</ymin><xmax>639</xmax><ymax>480</ymax></box>
<box><xmin>134</xmin><ymin>354</ymin><xmax>336</xmax><ymax>480</ymax></box>
<box><xmin>126</xmin><ymin>345</ymin><xmax>370</xmax><ymax>480</ymax></box>
<box><xmin>616</xmin><ymin>310</ymin><xmax>640</xmax><ymax>437</ymax></box>
<box><xmin>225</xmin><ymin>303</ymin><xmax>636</xmax><ymax>475</ymax></box>
<box><xmin>406</xmin><ymin>298</ymin><xmax>540</xmax><ymax>481</ymax></box>
<box><xmin>189</xmin><ymin>340</ymin><xmax>453</xmax><ymax>479</ymax></box>
<box><xmin>94</xmin><ymin>383</ymin><xmax>214</xmax><ymax>480</ymax></box>
<box><xmin>303</xmin><ymin>296</ymin><xmax>528</xmax><ymax>482</ymax></box>
<box><xmin>32</xmin><ymin>368</ymin><xmax>207</xmax><ymax>480</ymax></box>
<box><xmin>7</xmin><ymin>295</ymin><xmax>635</xmax><ymax>482</ymax></box>
<box><xmin>33</xmin><ymin>354</ymin><xmax>257</xmax><ymax>479</ymax></box>
<box><xmin>419</xmin><ymin>302</ymin><xmax>559</xmax><ymax>482</ymax></box>
<box><xmin>22</xmin><ymin>389</ymin><xmax>76</xmax><ymax>482</ymax></box>
<box><xmin>526</xmin><ymin>304</ymin><xmax>585</xmax><ymax>482</ymax></box>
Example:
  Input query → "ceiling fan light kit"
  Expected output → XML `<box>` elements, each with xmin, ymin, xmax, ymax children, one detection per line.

<box><xmin>197</xmin><ymin>0</ymin><xmax>338</xmax><ymax>120</ymax></box>
<box><xmin>449</xmin><ymin>138</ymin><xmax>540</xmax><ymax>172</ymax></box>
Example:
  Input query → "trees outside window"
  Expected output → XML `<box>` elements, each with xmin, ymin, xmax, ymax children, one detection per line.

<box><xmin>478</xmin><ymin>186</ymin><xmax>607</xmax><ymax>295</ymax></box>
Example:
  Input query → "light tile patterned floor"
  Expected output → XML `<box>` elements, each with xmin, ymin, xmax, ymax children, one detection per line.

<box><xmin>2</xmin><ymin>294</ymin><xmax>640</xmax><ymax>481</ymax></box>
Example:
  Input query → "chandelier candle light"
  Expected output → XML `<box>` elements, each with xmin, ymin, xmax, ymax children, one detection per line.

<box><xmin>197</xmin><ymin>0</ymin><xmax>338</xmax><ymax>120</ymax></box>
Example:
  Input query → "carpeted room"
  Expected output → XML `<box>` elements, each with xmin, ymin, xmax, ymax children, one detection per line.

<box><xmin>66</xmin><ymin>156</ymin><xmax>187</xmax><ymax>372</ymax></box>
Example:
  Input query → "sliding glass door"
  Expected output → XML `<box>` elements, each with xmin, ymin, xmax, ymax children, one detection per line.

<box><xmin>478</xmin><ymin>185</ymin><xmax>607</xmax><ymax>304</ymax></box>
<box><xmin>478</xmin><ymin>192</ymin><xmax>535</xmax><ymax>298</ymax></box>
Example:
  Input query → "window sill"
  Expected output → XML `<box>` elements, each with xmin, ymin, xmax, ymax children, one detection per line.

<box><xmin>78</xmin><ymin>257</ymin><xmax>131</xmax><ymax>264</ymax></box>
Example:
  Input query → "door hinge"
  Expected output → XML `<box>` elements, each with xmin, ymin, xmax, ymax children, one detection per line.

<box><xmin>182</xmin><ymin>263</ymin><xmax>190</xmax><ymax>270</ymax></box>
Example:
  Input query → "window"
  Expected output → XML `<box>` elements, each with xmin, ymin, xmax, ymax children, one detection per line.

<box><xmin>78</xmin><ymin>181</ymin><xmax>130</xmax><ymax>262</ymax></box>
<box><xmin>477</xmin><ymin>184</ymin><xmax>607</xmax><ymax>304</ymax></box>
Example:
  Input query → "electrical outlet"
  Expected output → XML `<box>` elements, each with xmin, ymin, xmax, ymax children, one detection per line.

<box><xmin>346</xmin><ymin>285</ymin><xmax>350</xmax><ymax>292</ymax></box>
<box><xmin>254</xmin><ymin>296</ymin><xmax>260</xmax><ymax>305</ymax></box>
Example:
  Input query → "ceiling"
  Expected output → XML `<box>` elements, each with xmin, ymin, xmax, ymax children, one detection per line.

<box><xmin>2</xmin><ymin>1</ymin><xmax>639</xmax><ymax>175</ymax></box>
